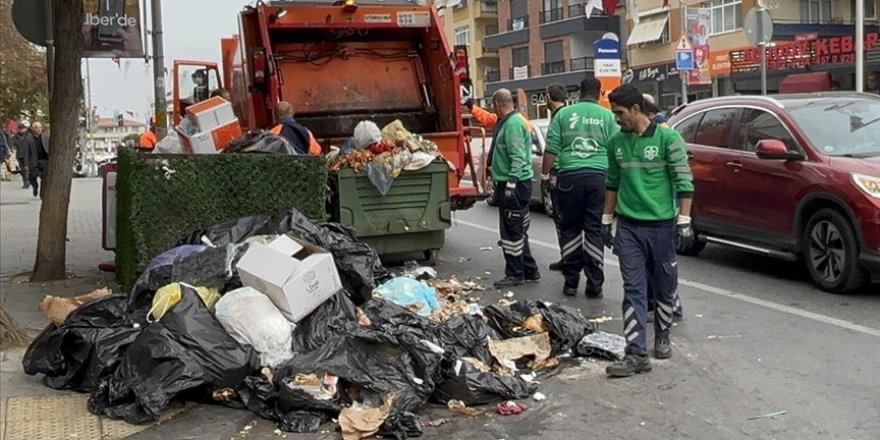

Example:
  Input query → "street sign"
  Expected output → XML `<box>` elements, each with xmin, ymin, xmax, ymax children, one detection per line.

<box><xmin>676</xmin><ymin>35</ymin><xmax>693</xmax><ymax>51</ymax></box>
<box><xmin>744</xmin><ymin>7</ymin><xmax>774</xmax><ymax>45</ymax></box>
<box><xmin>676</xmin><ymin>50</ymin><xmax>695</xmax><ymax>71</ymax></box>
<box><xmin>11</xmin><ymin>0</ymin><xmax>48</xmax><ymax>47</ymax></box>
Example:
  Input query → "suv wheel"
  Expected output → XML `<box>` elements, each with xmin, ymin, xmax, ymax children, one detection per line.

<box><xmin>803</xmin><ymin>209</ymin><xmax>868</xmax><ymax>293</ymax></box>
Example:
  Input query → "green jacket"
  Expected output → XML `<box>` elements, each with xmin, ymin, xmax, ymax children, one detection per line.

<box><xmin>606</xmin><ymin>123</ymin><xmax>694</xmax><ymax>221</ymax></box>
<box><xmin>491</xmin><ymin>111</ymin><xmax>534</xmax><ymax>182</ymax></box>
<box><xmin>545</xmin><ymin>99</ymin><xmax>618</xmax><ymax>173</ymax></box>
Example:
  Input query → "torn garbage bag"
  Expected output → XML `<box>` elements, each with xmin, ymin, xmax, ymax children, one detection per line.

<box><xmin>23</xmin><ymin>294</ymin><xmax>144</xmax><ymax>392</ymax></box>
<box><xmin>434</xmin><ymin>315</ymin><xmax>499</xmax><ymax>365</ymax></box>
<box><xmin>374</xmin><ymin>277</ymin><xmax>439</xmax><ymax>317</ymax></box>
<box><xmin>88</xmin><ymin>285</ymin><xmax>258</xmax><ymax>424</ymax></box>
<box><xmin>291</xmin><ymin>290</ymin><xmax>357</xmax><ymax>353</ymax></box>
<box><xmin>178</xmin><ymin>208</ymin><xmax>388</xmax><ymax>305</ymax></box>
<box><xmin>431</xmin><ymin>360</ymin><xmax>537</xmax><ymax>406</ymax></box>
<box><xmin>215</xmin><ymin>287</ymin><xmax>294</xmax><ymax>367</ymax></box>
<box><xmin>484</xmin><ymin>300</ymin><xmax>596</xmax><ymax>354</ymax></box>
<box><xmin>575</xmin><ymin>331</ymin><xmax>626</xmax><ymax>361</ymax></box>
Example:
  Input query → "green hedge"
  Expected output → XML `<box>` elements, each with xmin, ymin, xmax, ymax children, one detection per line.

<box><xmin>116</xmin><ymin>149</ymin><xmax>328</xmax><ymax>290</ymax></box>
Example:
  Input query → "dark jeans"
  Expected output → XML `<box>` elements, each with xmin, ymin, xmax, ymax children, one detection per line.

<box><xmin>17</xmin><ymin>160</ymin><xmax>29</xmax><ymax>187</ymax></box>
<box><xmin>555</xmin><ymin>171</ymin><xmax>606</xmax><ymax>291</ymax></box>
<box><xmin>29</xmin><ymin>160</ymin><xmax>47</xmax><ymax>197</ymax></box>
<box><xmin>496</xmin><ymin>180</ymin><xmax>539</xmax><ymax>279</ymax></box>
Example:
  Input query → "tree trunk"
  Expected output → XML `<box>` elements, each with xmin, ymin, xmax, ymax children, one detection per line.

<box><xmin>30</xmin><ymin>0</ymin><xmax>84</xmax><ymax>282</ymax></box>
<box><xmin>0</xmin><ymin>305</ymin><xmax>30</xmax><ymax>348</ymax></box>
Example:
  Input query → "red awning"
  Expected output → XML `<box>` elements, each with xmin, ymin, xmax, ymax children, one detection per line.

<box><xmin>779</xmin><ymin>72</ymin><xmax>832</xmax><ymax>93</ymax></box>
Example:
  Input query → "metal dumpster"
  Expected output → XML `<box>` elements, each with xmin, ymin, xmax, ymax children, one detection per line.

<box><xmin>330</xmin><ymin>161</ymin><xmax>451</xmax><ymax>264</ymax></box>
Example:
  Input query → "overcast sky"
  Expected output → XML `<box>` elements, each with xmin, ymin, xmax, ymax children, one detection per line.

<box><xmin>84</xmin><ymin>0</ymin><xmax>250</xmax><ymax>120</ymax></box>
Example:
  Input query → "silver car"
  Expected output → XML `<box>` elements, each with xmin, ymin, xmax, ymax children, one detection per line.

<box><xmin>485</xmin><ymin>118</ymin><xmax>554</xmax><ymax>216</ymax></box>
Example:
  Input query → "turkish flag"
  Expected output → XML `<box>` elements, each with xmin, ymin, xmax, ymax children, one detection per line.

<box><xmin>602</xmin><ymin>0</ymin><xmax>617</xmax><ymax>15</ymax></box>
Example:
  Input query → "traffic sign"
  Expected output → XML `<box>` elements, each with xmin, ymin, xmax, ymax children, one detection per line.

<box><xmin>744</xmin><ymin>7</ymin><xmax>774</xmax><ymax>45</ymax></box>
<box><xmin>676</xmin><ymin>50</ymin><xmax>695</xmax><ymax>71</ymax></box>
<box><xmin>676</xmin><ymin>35</ymin><xmax>693</xmax><ymax>51</ymax></box>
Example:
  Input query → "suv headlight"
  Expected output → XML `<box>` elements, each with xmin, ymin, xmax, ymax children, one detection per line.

<box><xmin>852</xmin><ymin>173</ymin><xmax>880</xmax><ymax>199</ymax></box>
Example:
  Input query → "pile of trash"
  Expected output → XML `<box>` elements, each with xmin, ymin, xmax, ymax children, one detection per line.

<box><xmin>329</xmin><ymin>120</ymin><xmax>443</xmax><ymax>195</ymax></box>
<box><xmin>22</xmin><ymin>207</ymin><xmax>625</xmax><ymax>439</ymax></box>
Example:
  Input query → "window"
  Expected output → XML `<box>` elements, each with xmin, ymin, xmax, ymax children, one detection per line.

<box><xmin>800</xmin><ymin>0</ymin><xmax>833</xmax><ymax>23</ymax></box>
<box><xmin>693</xmin><ymin>108</ymin><xmax>739</xmax><ymax>148</ymax></box>
<box><xmin>454</xmin><ymin>26</ymin><xmax>470</xmax><ymax>46</ymax></box>
<box><xmin>512</xmin><ymin>46</ymin><xmax>529</xmax><ymax>68</ymax></box>
<box><xmin>851</xmin><ymin>0</ymin><xmax>877</xmax><ymax>20</ymax></box>
<box><xmin>673</xmin><ymin>112</ymin><xmax>705</xmax><ymax>143</ymax></box>
<box><xmin>704</xmin><ymin>0</ymin><xmax>742</xmax><ymax>34</ymax></box>
<box><xmin>541</xmin><ymin>0</ymin><xmax>563</xmax><ymax>23</ymax></box>
<box><xmin>738</xmin><ymin>109</ymin><xmax>799</xmax><ymax>152</ymax></box>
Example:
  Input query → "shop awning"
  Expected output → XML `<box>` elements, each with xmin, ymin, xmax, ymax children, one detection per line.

<box><xmin>626</xmin><ymin>15</ymin><xmax>669</xmax><ymax>46</ymax></box>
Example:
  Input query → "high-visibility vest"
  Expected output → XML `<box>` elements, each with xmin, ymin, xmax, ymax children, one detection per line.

<box><xmin>138</xmin><ymin>131</ymin><xmax>157</xmax><ymax>150</ymax></box>
<box><xmin>270</xmin><ymin>124</ymin><xmax>321</xmax><ymax>155</ymax></box>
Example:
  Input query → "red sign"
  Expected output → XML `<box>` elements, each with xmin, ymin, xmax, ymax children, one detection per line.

<box><xmin>731</xmin><ymin>32</ymin><xmax>879</xmax><ymax>72</ymax></box>
<box><xmin>795</xmin><ymin>32</ymin><xmax>819</xmax><ymax>42</ymax></box>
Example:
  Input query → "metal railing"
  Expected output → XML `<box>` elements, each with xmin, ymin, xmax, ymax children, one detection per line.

<box><xmin>481</xmin><ymin>42</ymin><xmax>497</xmax><ymax>54</ymax></box>
<box><xmin>542</xmin><ymin>61</ymin><xmax>566</xmax><ymax>75</ymax></box>
<box><xmin>570</xmin><ymin>57</ymin><xmax>595</xmax><ymax>71</ymax></box>
<box><xmin>568</xmin><ymin>3</ymin><xmax>609</xmax><ymax>18</ymax></box>
<box><xmin>486</xmin><ymin>69</ymin><xmax>501</xmax><ymax>82</ymax></box>
<box><xmin>539</xmin><ymin>7</ymin><xmax>564</xmax><ymax>24</ymax></box>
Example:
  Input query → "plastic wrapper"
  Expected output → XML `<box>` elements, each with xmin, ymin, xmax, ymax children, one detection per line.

<box><xmin>215</xmin><ymin>287</ymin><xmax>295</xmax><ymax>367</ymax></box>
<box><xmin>374</xmin><ymin>277</ymin><xmax>439</xmax><ymax>317</ymax></box>
<box><xmin>353</xmin><ymin>121</ymin><xmax>382</xmax><ymax>149</ymax></box>
<box><xmin>148</xmin><ymin>282</ymin><xmax>221</xmax><ymax>322</ymax></box>
<box><xmin>575</xmin><ymin>331</ymin><xmax>626</xmax><ymax>361</ymax></box>
<box><xmin>88</xmin><ymin>286</ymin><xmax>259</xmax><ymax>424</ymax></box>
<box><xmin>404</xmin><ymin>151</ymin><xmax>436</xmax><ymax>171</ymax></box>
<box><xmin>154</xmin><ymin>130</ymin><xmax>183</xmax><ymax>154</ymax></box>
<box><xmin>484</xmin><ymin>300</ymin><xmax>596</xmax><ymax>355</ymax></box>
<box><xmin>222</xmin><ymin>130</ymin><xmax>296</xmax><ymax>155</ymax></box>
<box><xmin>367</xmin><ymin>161</ymin><xmax>394</xmax><ymax>195</ymax></box>
<box><xmin>23</xmin><ymin>295</ymin><xmax>144</xmax><ymax>392</ymax></box>
<box><xmin>278</xmin><ymin>410</ymin><xmax>326</xmax><ymax>433</ymax></box>
<box><xmin>179</xmin><ymin>208</ymin><xmax>388</xmax><ymax>305</ymax></box>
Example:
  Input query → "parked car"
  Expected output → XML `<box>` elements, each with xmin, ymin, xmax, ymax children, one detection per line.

<box><xmin>485</xmin><ymin>118</ymin><xmax>554</xmax><ymax>216</ymax></box>
<box><xmin>668</xmin><ymin>92</ymin><xmax>880</xmax><ymax>293</ymax></box>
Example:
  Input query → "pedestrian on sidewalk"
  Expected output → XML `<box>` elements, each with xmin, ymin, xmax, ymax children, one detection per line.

<box><xmin>542</xmin><ymin>76</ymin><xmax>618</xmax><ymax>299</ymax></box>
<box><xmin>13</xmin><ymin>122</ymin><xmax>31</xmax><ymax>189</ymax></box>
<box><xmin>544</xmin><ymin>82</ymin><xmax>568</xmax><ymax>273</ymax></box>
<box><xmin>490</xmin><ymin>88</ymin><xmax>541</xmax><ymax>289</ymax></box>
<box><xmin>20</xmin><ymin>122</ymin><xmax>50</xmax><ymax>198</ymax></box>
<box><xmin>601</xmin><ymin>84</ymin><xmax>694</xmax><ymax>377</ymax></box>
<box><xmin>0</xmin><ymin>126</ymin><xmax>11</xmax><ymax>181</ymax></box>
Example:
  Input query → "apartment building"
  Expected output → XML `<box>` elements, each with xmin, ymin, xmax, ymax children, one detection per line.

<box><xmin>481</xmin><ymin>0</ymin><xmax>622</xmax><ymax>118</ymax></box>
<box><xmin>625</xmin><ymin>0</ymin><xmax>880</xmax><ymax>111</ymax></box>
<box><xmin>440</xmin><ymin>0</ymin><xmax>502</xmax><ymax>105</ymax></box>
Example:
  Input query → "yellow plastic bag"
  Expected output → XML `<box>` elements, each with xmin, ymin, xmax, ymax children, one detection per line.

<box><xmin>148</xmin><ymin>282</ymin><xmax>221</xmax><ymax>322</ymax></box>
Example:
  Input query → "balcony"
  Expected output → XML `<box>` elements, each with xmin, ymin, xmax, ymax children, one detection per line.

<box><xmin>539</xmin><ymin>3</ymin><xmax>620</xmax><ymax>39</ymax></box>
<box><xmin>539</xmin><ymin>8</ymin><xmax>564</xmax><ymax>24</ymax></box>
<box><xmin>477</xmin><ymin>42</ymin><xmax>499</xmax><ymax>60</ymax></box>
<box><xmin>484</xmin><ymin>16</ymin><xmax>529</xmax><ymax>50</ymax></box>
<box><xmin>541</xmin><ymin>61</ymin><xmax>565</xmax><ymax>75</ymax></box>
<box><xmin>475</xmin><ymin>0</ymin><xmax>498</xmax><ymax>21</ymax></box>
<box><xmin>486</xmin><ymin>69</ymin><xmax>501</xmax><ymax>82</ymax></box>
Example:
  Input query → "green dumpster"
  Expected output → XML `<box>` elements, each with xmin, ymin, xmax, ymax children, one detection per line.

<box><xmin>330</xmin><ymin>161</ymin><xmax>451</xmax><ymax>263</ymax></box>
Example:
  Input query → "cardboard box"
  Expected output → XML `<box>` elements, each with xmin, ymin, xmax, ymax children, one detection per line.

<box><xmin>176</xmin><ymin>120</ymin><xmax>242</xmax><ymax>155</ymax></box>
<box><xmin>186</xmin><ymin>96</ymin><xmax>237</xmax><ymax>132</ymax></box>
<box><xmin>236</xmin><ymin>235</ymin><xmax>343</xmax><ymax>323</ymax></box>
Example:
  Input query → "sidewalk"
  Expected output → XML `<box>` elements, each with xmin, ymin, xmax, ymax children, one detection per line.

<box><xmin>0</xmin><ymin>178</ymin><xmax>161</xmax><ymax>440</ymax></box>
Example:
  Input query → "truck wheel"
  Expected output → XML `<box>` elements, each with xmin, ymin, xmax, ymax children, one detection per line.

<box><xmin>424</xmin><ymin>249</ymin><xmax>439</xmax><ymax>266</ymax></box>
<box><xmin>803</xmin><ymin>209</ymin><xmax>868</xmax><ymax>293</ymax></box>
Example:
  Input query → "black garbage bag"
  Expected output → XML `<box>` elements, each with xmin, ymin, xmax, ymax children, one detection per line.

<box><xmin>222</xmin><ymin>130</ymin><xmax>296</xmax><ymax>155</ymax></box>
<box><xmin>575</xmin><ymin>331</ymin><xmax>626</xmax><ymax>361</ymax></box>
<box><xmin>22</xmin><ymin>295</ymin><xmax>143</xmax><ymax>392</ymax></box>
<box><xmin>235</xmin><ymin>374</ymin><xmax>336</xmax><ymax>432</ymax></box>
<box><xmin>484</xmin><ymin>301</ymin><xmax>596</xmax><ymax>355</ymax></box>
<box><xmin>291</xmin><ymin>290</ymin><xmax>358</xmax><ymax>353</ymax></box>
<box><xmin>378</xmin><ymin>412</ymin><xmax>423</xmax><ymax>439</ymax></box>
<box><xmin>88</xmin><ymin>285</ymin><xmax>259</xmax><ymax>424</ymax></box>
<box><xmin>278</xmin><ymin>410</ymin><xmax>326</xmax><ymax>433</ymax></box>
<box><xmin>435</xmin><ymin>315</ymin><xmax>499</xmax><ymax>365</ymax></box>
<box><xmin>236</xmin><ymin>376</ymin><xmax>282</xmax><ymax>421</ymax></box>
<box><xmin>431</xmin><ymin>361</ymin><xmax>536</xmax><ymax>406</ymax></box>
<box><xmin>178</xmin><ymin>208</ymin><xmax>389</xmax><ymax>305</ymax></box>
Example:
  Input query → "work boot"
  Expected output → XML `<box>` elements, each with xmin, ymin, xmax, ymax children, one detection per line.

<box><xmin>525</xmin><ymin>272</ymin><xmax>542</xmax><ymax>283</ymax></box>
<box><xmin>494</xmin><ymin>276</ymin><xmax>524</xmax><ymax>289</ymax></box>
<box><xmin>563</xmin><ymin>286</ymin><xmax>578</xmax><ymax>297</ymax></box>
<box><xmin>548</xmin><ymin>261</ymin><xmax>562</xmax><ymax>271</ymax></box>
<box><xmin>585</xmin><ymin>287</ymin><xmax>603</xmax><ymax>299</ymax></box>
<box><xmin>654</xmin><ymin>337</ymin><xmax>672</xmax><ymax>359</ymax></box>
<box><xmin>606</xmin><ymin>354</ymin><xmax>653</xmax><ymax>377</ymax></box>
<box><xmin>32</xmin><ymin>184</ymin><xmax>39</xmax><ymax>197</ymax></box>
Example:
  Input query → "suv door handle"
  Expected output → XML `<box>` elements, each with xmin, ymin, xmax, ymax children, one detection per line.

<box><xmin>726</xmin><ymin>161</ymin><xmax>743</xmax><ymax>168</ymax></box>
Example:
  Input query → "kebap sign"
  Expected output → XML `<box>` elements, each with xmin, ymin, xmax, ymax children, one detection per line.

<box><xmin>730</xmin><ymin>32</ymin><xmax>879</xmax><ymax>72</ymax></box>
<box><xmin>83</xmin><ymin>0</ymin><xmax>144</xmax><ymax>58</ymax></box>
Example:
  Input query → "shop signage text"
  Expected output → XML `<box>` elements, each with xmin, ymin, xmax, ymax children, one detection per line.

<box><xmin>731</xmin><ymin>32</ymin><xmax>879</xmax><ymax>72</ymax></box>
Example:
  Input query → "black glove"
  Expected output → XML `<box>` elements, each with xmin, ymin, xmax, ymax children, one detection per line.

<box><xmin>601</xmin><ymin>215</ymin><xmax>614</xmax><ymax>249</ymax></box>
<box><xmin>464</xmin><ymin>98</ymin><xmax>474</xmax><ymax>111</ymax></box>
<box><xmin>676</xmin><ymin>215</ymin><xmax>693</xmax><ymax>239</ymax></box>
<box><xmin>504</xmin><ymin>182</ymin><xmax>517</xmax><ymax>202</ymax></box>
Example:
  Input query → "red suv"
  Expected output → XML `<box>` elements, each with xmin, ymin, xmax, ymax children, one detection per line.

<box><xmin>668</xmin><ymin>92</ymin><xmax>880</xmax><ymax>293</ymax></box>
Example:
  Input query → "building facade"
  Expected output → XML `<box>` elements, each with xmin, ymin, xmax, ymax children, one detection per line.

<box><xmin>482</xmin><ymin>0</ymin><xmax>623</xmax><ymax>118</ymax></box>
<box><xmin>440</xmin><ymin>0</ymin><xmax>502</xmax><ymax>105</ymax></box>
<box><xmin>624</xmin><ymin>0</ymin><xmax>880</xmax><ymax>112</ymax></box>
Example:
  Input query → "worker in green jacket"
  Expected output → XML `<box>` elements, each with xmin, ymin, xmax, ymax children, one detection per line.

<box><xmin>542</xmin><ymin>76</ymin><xmax>618</xmax><ymax>299</ymax></box>
<box><xmin>490</xmin><ymin>88</ymin><xmax>540</xmax><ymax>289</ymax></box>
<box><xmin>601</xmin><ymin>84</ymin><xmax>694</xmax><ymax>378</ymax></box>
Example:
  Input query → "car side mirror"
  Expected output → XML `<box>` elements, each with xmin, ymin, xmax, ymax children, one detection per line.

<box><xmin>756</xmin><ymin>139</ymin><xmax>800</xmax><ymax>160</ymax></box>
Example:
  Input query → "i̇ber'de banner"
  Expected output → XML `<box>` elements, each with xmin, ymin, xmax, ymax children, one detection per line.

<box><xmin>730</xmin><ymin>32</ymin><xmax>879</xmax><ymax>72</ymax></box>
<box><xmin>83</xmin><ymin>0</ymin><xmax>144</xmax><ymax>58</ymax></box>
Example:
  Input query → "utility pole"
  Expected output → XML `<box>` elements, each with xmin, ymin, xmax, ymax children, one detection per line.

<box><xmin>82</xmin><ymin>59</ymin><xmax>92</xmax><ymax>175</ymax></box>
<box><xmin>856</xmin><ymin>0</ymin><xmax>864</xmax><ymax>92</ymax></box>
<box><xmin>758</xmin><ymin>6</ymin><xmax>767</xmax><ymax>95</ymax></box>
<box><xmin>680</xmin><ymin>0</ymin><xmax>688</xmax><ymax>105</ymax></box>
<box><xmin>44</xmin><ymin>0</ymin><xmax>54</xmax><ymax>99</ymax></box>
<box><xmin>150</xmin><ymin>0</ymin><xmax>167</xmax><ymax>139</ymax></box>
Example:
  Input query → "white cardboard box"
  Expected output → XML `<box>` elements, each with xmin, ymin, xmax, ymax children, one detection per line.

<box><xmin>187</xmin><ymin>97</ymin><xmax>238</xmax><ymax>132</ymax></box>
<box><xmin>236</xmin><ymin>235</ymin><xmax>343</xmax><ymax>323</ymax></box>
